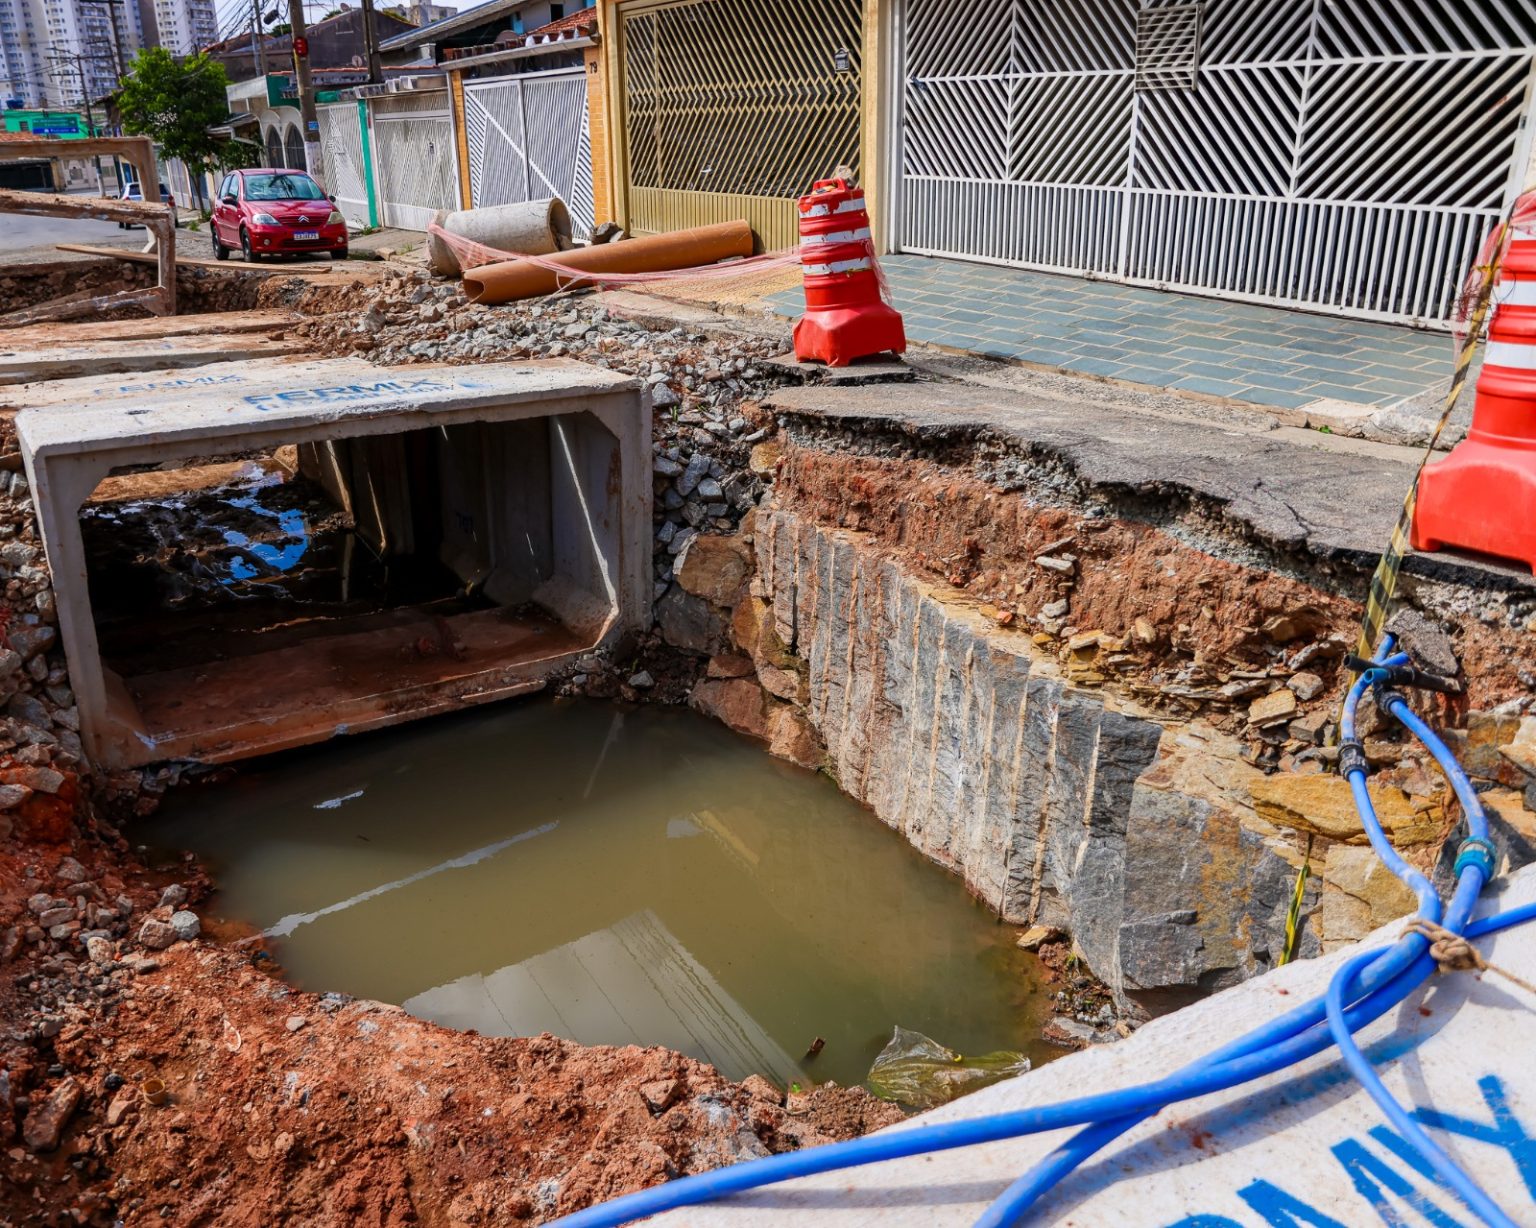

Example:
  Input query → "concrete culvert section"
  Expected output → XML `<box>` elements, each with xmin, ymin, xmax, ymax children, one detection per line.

<box><xmin>17</xmin><ymin>357</ymin><xmax>651</xmax><ymax>768</ymax></box>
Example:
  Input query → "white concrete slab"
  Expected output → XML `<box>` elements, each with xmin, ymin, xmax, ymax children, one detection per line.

<box><xmin>0</xmin><ymin>356</ymin><xmax>308</xmax><ymax>412</ymax></box>
<box><xmin>0</xmin><ymin>333</ymin><xmax>304</xmax><ymax>385</ymax></box>
<box><xmin>16</xmin><ymin>356</ymin><xmax>653</xmax><ymax>769</ymax></box>
<box><xmin>15</xmin><ymin>356</ymin><xmax>639</xmax><ymax>454</ymax></box>
<box><xmin>667</xmin><ymin>862</ymin><xmax>1536</xmax><ymax>1227</ymax></box>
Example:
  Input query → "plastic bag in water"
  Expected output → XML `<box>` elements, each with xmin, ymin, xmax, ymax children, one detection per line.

<box><xmin>866</xmin><ymin>1026</ymin><xmax>1031</xmax><ymax>1109</ymax></box>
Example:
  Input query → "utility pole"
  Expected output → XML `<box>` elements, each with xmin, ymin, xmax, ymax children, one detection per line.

<box><xmin>252</xmin><ymin>0</ymin><xmax>268</xmax><ymax>78</ymax></box>
<box><xmin>286</xmin><ymin>0</ymin><xmax>320</xmax><ymax>173</ymax></box>
<box><xmin>359</xmin><ymin>0</ymin><xmax>382</xmax><ymax>84</ymax></box>
<box><xmin>78</xmin><ymin>0</ymin><xmax>126</xmax><ymax>80</ymax></box>
<box><xmin>51</xmin><ymin>47</ymin><xmax>110</xmax><ymax>192</ymax></box>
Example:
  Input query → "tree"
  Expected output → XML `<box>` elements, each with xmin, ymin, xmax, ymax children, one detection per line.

<box><xmin>116</xmin><ymin>47</ymin><xmax>238</xmax><ymax>211</ymax></box>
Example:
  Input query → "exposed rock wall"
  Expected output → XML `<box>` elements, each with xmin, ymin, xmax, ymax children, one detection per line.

<box><xmin>680</xmin><ymin>497</ymin><xmax>1536</xmax><ymax>1012</ymax></box>
<box><xmin>709</xmin><ymin>508</ymin><xmax>1333</xmax><ymax>1010</ymax></box>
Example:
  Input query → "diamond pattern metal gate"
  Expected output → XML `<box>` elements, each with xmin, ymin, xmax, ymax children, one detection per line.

<box><xmin>463</xmin><ymin>70</ymin><xmax>595</xmax><ymax>239</ymax></box>
<box><xmin>896</xmin><ymin>0</ymin><xmax>1536</xmax><ymax>325</ymax></box>
<box><xmin>618</xmin><ymin>0</ymin><xmax>863</xmax><ymax>251</ymax></box>
<box><xmin>317</xmin><ymin>101</ymin><xmax>373</xmax><ymax>230</ymax></box>
<box><xmin>369</xmin><ymin>91</ymin><xmax>458</xmax><ymax>231</ymax></box>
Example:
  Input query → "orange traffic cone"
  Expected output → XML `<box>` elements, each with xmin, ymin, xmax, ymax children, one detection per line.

<box><xmin>792</xmin><ymin>178</ymin><xmax>905</xmax><ymax>367</ymax></box>
<box><xmin>1413</xmin><ymin>227</ymin><xmax>1536</xmax><ymax>572</ymax></box>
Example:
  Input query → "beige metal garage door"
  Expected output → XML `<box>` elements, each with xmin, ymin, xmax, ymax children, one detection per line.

<box><xmin>617</xmin><ymin>0</ymin><xmax>864</xmax><ymax>251</ymax></box>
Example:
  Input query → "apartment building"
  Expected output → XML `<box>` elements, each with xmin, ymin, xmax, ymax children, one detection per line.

<box><xmin>0</xmin><ymin>0</ymin><xmax>210</xmax><ymax>108</ymax></box>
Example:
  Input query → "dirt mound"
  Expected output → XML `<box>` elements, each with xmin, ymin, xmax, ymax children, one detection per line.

<box><xmin>1</xmin><ymin>825</ymin><xmax>901</xmax><ymax>1228</ymax></box>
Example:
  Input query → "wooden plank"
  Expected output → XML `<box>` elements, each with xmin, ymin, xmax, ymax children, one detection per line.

<box><xmin>0</xmin><ymin>188</ymin><xmax>171</xmax><ymax>227</ymax></box>
<box><xmin>0</xmin><ymin>135</ymin><xmax>156</xmax><ymax>191</ymax></box>
<box><xmin>0</xmin><ymin>287</ymin><xmax>166</xmax><ymax>330</ymax></box>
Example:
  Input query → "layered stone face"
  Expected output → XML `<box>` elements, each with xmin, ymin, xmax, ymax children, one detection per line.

<box><xmin>749</xmin><ymin>508</ymin><xmax>1329</xmax><ymax>1010</ymax></box>
<box><xmin>662</xmin><ymin>384</ymin><xmax>1536</xmax><ymax>1012</ymax></box>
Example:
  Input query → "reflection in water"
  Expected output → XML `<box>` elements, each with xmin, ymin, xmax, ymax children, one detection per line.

<box><xmin>142</xmin><ymin>699</ymin><xmax>1052</xmax><ymax>1087</ymax></box>
<box><xmin>261</xmin><ymin>823</ymin><xmax>558</xmax><ymax>940</ymax></box>
<box><xmin>407</xmin><ymin>910</ymin><xmax>803</xmax><ymax>1086</ymax></box>
<box><xmin>220</xmin><ymin>493</ymin><xmax>311</xmax><ymax>581</ymax></box>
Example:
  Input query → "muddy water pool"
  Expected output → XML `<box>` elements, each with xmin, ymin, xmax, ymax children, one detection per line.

<box><xmin>143</xmin><ymin>699</ymin><xmax>1053</xmax><ymax>1089</ymax></box>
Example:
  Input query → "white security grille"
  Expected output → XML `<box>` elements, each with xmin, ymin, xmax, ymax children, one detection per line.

<box><xmin>316</xmin><ymin>102</ymin><xmax>371</xmax><ymax>229</ymax></box>
<box><xmin>369</xmin><ymin>91</ymin><xmax>457</xmax><ymax>231</ymax></box>
<box><xmin>895</xmin><ymin>0</ymin><xmax>1536</xmax><ymax>326</ymax></box>
<box><xmin>463</xmin><ymin>69</ymin><xmax>594</xmax><ymax>239</ymax></box>
<box><xmin>1134</xmin><ymin>3</ymin><xmax>1202</xmax><ymax>91</ymax></box>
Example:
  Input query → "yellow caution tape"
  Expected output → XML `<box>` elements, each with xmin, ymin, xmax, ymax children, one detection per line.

<box><xmin>1289</xmin><ymin>211</ymin><xmax>1517</xmax><ymax>964</ymax></box>
<box><xmin>1279</xmin><ymin>833</ymin><xmax>1314</xmax><ymax>967</ymax></box>
<box><xmin>1350</xmin><ymin>220</ymin><xmax>1512</xmax><ymax>664</ymax></box>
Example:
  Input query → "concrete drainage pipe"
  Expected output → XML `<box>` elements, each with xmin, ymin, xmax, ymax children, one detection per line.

<box><xmin>427</xmin><ymin>198</ymin><xmax>574</xmax><ymax>277</ymax></box>
<box><xmin>462</xmin><ymin>220</ymin><xmax>755</xmax><ymax>305</ymax></box>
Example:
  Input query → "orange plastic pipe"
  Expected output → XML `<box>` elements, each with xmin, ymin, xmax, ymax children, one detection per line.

<box><xmin>462</xmin><ymin>220</ymin><xmax>755</xmax><ymax>304</ymax></box>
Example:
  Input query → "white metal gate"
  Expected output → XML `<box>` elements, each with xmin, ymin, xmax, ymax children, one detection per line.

<box><xmin>368</xmin><ymin>91</ymin><xmax>458</xmax><ymax>231</ymax></box>
<box><xmin>895</xmin><ymin>0</ymin><xmax>1536</xmax><ymax>325</ymax></box>
<box><xmin>316</xmin><ymin>102</ymin><xmax>372</xmax><ymax>230</ymax></box>
<box><xmin>462</xmin><ymin>69</ymin><xmax>595</xmax><ymax>239</ymax></box>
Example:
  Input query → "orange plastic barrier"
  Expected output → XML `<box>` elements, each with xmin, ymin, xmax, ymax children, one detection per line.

<box><xmin>1413</xmin><ymin>227</ymin><xmax>1536</xmax><ymax>572</ymax></box>
<box><xmin>792</xmin><ymin>178</ymin><xmax>905</xmax><ymax>367</ymax></box>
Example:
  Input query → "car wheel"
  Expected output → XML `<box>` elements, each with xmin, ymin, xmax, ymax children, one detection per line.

<box><xmin>330</xmin><ymin>247</ymin><xmax>348</xmax><ymax>261</ymax></box>
<box><xmin>240</xmin><ymin>227</ymin><xmax>256</xmax><ymax>263</ymax></box>
<box><xmin>212</xmin><ymin>229</ymin><xmax>228</xmax><ymax>261</ymax></box>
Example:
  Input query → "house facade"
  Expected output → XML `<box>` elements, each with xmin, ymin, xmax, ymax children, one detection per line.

<box><xmin>582</xmin><ymin>0</ymin><xmax>1536</xmax><ymax>327</ymax></box>
<box><xmin>287</xmin><ymin>0</ymin><xmax>1535</xmax><ymax>334</ymax></box>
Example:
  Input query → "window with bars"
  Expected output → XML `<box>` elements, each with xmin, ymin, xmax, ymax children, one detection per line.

<box><xmin>1134</xmin><ymin>2</ymin><xmax>1203</xmax><ymax>92</ymax></box>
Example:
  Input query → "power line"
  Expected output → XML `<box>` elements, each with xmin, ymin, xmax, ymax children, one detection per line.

<box><xmin>210</xmin><ymin>0</ymin><xmax>252</xmax><ymax>43</ymax></box>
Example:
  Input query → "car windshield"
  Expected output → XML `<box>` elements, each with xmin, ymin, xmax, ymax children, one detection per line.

<box><xmin>243</xmin><ymin>173</ymin><xmax>325</xmax><ymax>202</ymax></box>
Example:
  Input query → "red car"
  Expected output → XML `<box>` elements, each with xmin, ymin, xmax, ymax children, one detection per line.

<box><xmin>210</xmin><ymin>168</ymin><xmax>348</xmax><ymax>262</ymax></box>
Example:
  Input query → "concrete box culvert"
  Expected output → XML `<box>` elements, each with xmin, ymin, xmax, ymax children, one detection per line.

<box><xmin>18</xmin><ymin>356</ymin><xmax>651</xmax><ymax>770</ymax></box>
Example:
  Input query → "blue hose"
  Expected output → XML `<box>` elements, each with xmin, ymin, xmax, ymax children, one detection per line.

<box><xmin>1319</xmin><ymin>688</ymin><xmax>1512</xmax><ymax>1228</ymax></box>
<box><xmin>552</xmin><ymin>643</ymin><xmax>1529</xmax><ymax>1228</ymax></box>
<box><xmin>977</xmin><ymin>651</ymin><xmax>1472</xmax><ymax>1227</ymax></box>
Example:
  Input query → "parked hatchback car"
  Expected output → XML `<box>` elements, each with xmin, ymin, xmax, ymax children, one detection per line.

<box><xmin>210</xmin><ymin>168</ymin><xmax>348</xmax><ymax>262</ymax></box>
<box><xmin>118</xmin><ymin>181</ymin><xmax>179</xmax><ymax>228</ymax></box>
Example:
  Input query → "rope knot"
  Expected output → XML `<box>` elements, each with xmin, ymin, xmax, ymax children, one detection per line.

<box><xmin>1402</xmin><ymin>918</ymin><xmax>1536</xmax><ymax>997</ymax></box>
<box><xmin>1404</xmin><ymin>919</ymin><xmax>1485</xmax><ymax>973</ymax></box>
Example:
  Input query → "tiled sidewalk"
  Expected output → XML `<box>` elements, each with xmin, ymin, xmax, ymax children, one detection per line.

<box><xmin>769</xmin><ymin>255</ymin><xmax>1458</xmax><ymax>412</ymax></box>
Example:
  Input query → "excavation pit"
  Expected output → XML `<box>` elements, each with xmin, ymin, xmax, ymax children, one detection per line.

<box><xmin>141</xmin><ymin>697</ymin><xmax>1057</xmax><ymax>1090</ymax></box>
<box><xmin>19</xmin><ymin>357</ymin><xmax>650</xmax><ymax>769</ymax></box>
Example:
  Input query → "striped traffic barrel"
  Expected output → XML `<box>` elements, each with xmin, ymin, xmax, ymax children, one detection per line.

<box><xmin>1413</xmin><ymin>226</ymin><xmax>1536</xmax><ymax>570</ymax></box>
<box><xmin>793</xmin><ymin>178</ymin><xmax>906</xmax><ymax>367</ymax></box>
